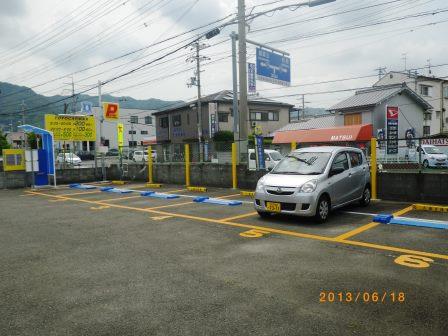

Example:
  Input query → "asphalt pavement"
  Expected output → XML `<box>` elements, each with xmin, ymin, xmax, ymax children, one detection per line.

<box><xmin>0</xmin><ymin>184</ymin><xmax>447</xmax><ymax>336</ymax></box>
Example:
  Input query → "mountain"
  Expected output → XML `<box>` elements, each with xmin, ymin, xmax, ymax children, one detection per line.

<box><xmin>289</xmin><ymin>107</ymin><xmax>329</xmax><ymax>121</ymax></box>
<box><xmin>0</xmin><ymin>82</ymin><xmax>181</xmax><ymax>130</ymax></box>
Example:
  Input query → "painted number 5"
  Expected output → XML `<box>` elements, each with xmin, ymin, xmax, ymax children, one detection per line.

<box><xmin>239</xmin><ymin>229</ymin><xmax>270</xmax><ymax>238</ymax></box>
<box><xmin>394</xmin><ymin>255</ymin><xmax>434</xmax><ymax>268</ymax></box>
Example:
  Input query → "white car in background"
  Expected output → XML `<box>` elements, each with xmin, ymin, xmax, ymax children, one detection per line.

<box><xmin>418</xmin><ymin>145</ymin><xmax>448</xmax><ymax>168</ymax></box>
<box><xmin>248</xmin><ymin>149</ymin><xmax>283</xmax><ymax>170</ymax></box>
<box><xmin>56</xmin><ymin>153</ymin><xmax>82</xmax><ymax>166</ymax></box>
<box><xmin>133</xmin><ymin>150</ymin><xmax>156</xmax><ymax>162</ymax></box>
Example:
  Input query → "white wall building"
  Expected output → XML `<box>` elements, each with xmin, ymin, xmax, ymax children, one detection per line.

<box><xmin>92</xmin><ymin>107</ymin><xmax>156</xmax><ymax>150</ymax></box>
<box><xmin>375</xmin><ymin>71</ymin><xmax>448</xmax><ymax>136</ymax></box>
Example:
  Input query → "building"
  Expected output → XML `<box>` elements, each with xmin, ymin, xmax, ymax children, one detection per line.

<box><xmin>272</xmin><ymin>83</ymin><xmax>432</xmax><ymax>148</ymax></box>
<box><xmin>329</xmin><ymin>83</ymin><xmax>432</xmax><ymax>138</ymax></box>
<box><xmin>374</xmin><ymin>71</ymin><xmax>448</xmax><ymax>135</ymax></box>
<box><xmin>91</xmin><ymin>107</ymin><xmax>156</xmax><ymax>150</ymax></box>
<box><xmin>153</xmin><ymin>90</ymin><xmax>293</xmax><ymax>143</ymax></box>
<box><xmin>6</xmin><ymin>131</ymin><xmax>25</xmax><ymax>148</ymax></box>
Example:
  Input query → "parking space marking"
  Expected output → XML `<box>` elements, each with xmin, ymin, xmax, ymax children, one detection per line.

<box><xmin>341</xmin><ymin>211</ymin><xmax>378</xmax><ymax>216</ymax></box>
<box><xmin>221</xmin><ymin>212</ymin><xmax>258</xmax><ymax>222</ymax></box>
<box><xmin>25</xmin><ymin>191</ymin><xmax>448</xmax><ymax>262</ymax></box>
<box><xmin>334</xmin><ymin>206</ymin><xmax>414</xmax><ymax>241</ymax></box>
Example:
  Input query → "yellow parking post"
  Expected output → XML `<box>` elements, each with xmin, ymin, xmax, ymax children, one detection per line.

<box><xmin>185</xmin><ymin>144</ymin><xmax>191</xmax><ymax>187</ymax></box>
<box><xmin>147</xmin><ymin>146</ymin><xmax>153</xmax><ymax>184</ymax></box>
<box><xmin>291</xmin><ymin>142</ymin><xmax>296</xmax><ymax>151</ymax></box>
<box><xmin>232</xmin><ymin>142</ymin><xmax>237</xmax><ymax>189</ymax></box>
<box><xmin>370</xmin><ymin>137</ymin><xmax>377</xmax><ymax>200</ymax></box>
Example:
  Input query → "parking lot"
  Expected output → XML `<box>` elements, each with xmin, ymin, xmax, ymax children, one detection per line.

<box><xmin>1</xmin><ymin>183</ymin><xmax>447</xmax><ymax>335</ymax></box>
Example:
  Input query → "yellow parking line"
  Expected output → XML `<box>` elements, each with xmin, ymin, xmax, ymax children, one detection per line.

<box><xmin>25</xmin><ymin>191</ymin><xmax>448</xmax><ymax>261</ymax></box>
<box><xmin>393</xmin><ymin>205</ymin><xmax>414</xmax><ymax>216</ymax></box>
<box><xmin>334</xmin><ymin>222</ymin><xmax>380</xmax><ymax>241</ymax></box>
<box><xmin>334</xmin><ymin>205</ymin><xmax>414</xmax><ymax>241</ymax></box>
<box><xmin>221</xmin><ymin>212</ymin><xmax>258</xmax><ymax>222</ymax></box>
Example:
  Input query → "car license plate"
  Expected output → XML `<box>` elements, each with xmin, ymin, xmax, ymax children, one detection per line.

<box><xmin>266</xmin><ymin>202</ymin><xmax>281</xmax><ymax>212</ymax></box>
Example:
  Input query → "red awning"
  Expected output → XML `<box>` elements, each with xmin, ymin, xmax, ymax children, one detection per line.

<box><xmin>273</xmin><ymin>124</ymin><xmax>373</xmax><ymax>144</ymax></box>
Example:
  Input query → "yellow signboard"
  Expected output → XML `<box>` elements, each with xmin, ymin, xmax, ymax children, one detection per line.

<box><xmin>103</xmin><ymin>102</ymin><xmax>120</xmax><ymax>121</ymax></box>
<box><xmin>45</xmin><ymin>115</ymin><xmax>96</xmax><ymax>141</ymax></box>
<box><xmin>117</xmin><ymin>123</ymin><xmax>124</xmax><ymax>151</ymax></box>
<box><xmin>3</xmin><ymin>149</ymin><xmax>25</xmax><ymax>171</ymax></box>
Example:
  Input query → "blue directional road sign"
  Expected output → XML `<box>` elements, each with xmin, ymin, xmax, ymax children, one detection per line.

<box><xmin>256</xmin><ymin>48</ymin><xmax>291</xmax><ymax>87</ymax></box>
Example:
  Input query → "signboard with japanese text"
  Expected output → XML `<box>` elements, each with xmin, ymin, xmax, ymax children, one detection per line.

<box><xmin>248</xmin><ymin>62</ymin><xmax>256</xmax><ymax>93</ymax></box>
<box><xmin>117</xmin><ymin>123</ymin><xmax>124</xmax><ymax>152</ymax></box>
<box><xmin>103</xmin><ymin>102</ymin><xmax>120</xmax><ymax>121</ymax></box>
<box><xmin>208</xmin><ymin>102</ymin><xmax>218</xmax><ymax>138</ymax></box>
<box><xmin>255</xmin><ymin>135</ymin><xmax>266</xmax><ymax>170</ymax></box>
<box><xmin>256</xmin><ymin>48</ymin><xmax>291</xmax><ymax>87</ymax></box>
<box><xmin>45</xmin><ymin>114</ymin><xmax>96</xmax><ymax>141</ymax></box>
<box><xmin>386</xmin><ymin>106</ymin><xmax>399</xmax><ymax>154</ymax></box>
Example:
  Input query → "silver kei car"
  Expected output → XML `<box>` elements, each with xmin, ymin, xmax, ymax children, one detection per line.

<box><xmin>254</xmin><ymin>146</ymin><xmax>371</xmax><ymax>223</ymax></box>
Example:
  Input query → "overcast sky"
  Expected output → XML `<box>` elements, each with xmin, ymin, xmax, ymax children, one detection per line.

<box><xmin>0</xmin><ymin>0</ymin><xmax>447</xmax><ymax>109</ymax></box>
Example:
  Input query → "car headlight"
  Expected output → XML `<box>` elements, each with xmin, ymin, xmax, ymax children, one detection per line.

<box><xmin>256</xmin><ymin>179</ymin><xmax>265</xmax><ymax>192</ymax></box>
<box><xmin>300</xmin><ymin>180</ymin><xmax>318</xmax><ymax>193</ymax></box>
<box><xmin>429</xmin><ymin>155</ymin><xmax>435</xmax><ymax>159</ymax></box>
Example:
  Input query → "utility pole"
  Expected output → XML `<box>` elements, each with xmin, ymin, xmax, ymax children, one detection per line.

<box><xmin>302</xmin><ymin>95</ymin><xmax>305</xmax><ymax>119</ymax></box>
<box><xmin>98</xmin><ymin>80</ymin><xmax>106</xmax><ymax>181</ymax></box>
<box><xmin>230</xmin><ymin>31</ymin><xmax>239</xmax><ymax>142</ymax></box>
<box><xmin>187</xmin><ymin>41</ymin><xmax>209</xmax><ymax>162</ymax></box>
<box><xmin>238</xmin><ymin>0</ymin><xmax>248</xmax><ymax>141</ymax></box>
<box><xmin>21</xmin><ymin>100</ymin><xmax>26</xmax><ymax>126</ymax></box>
<box><xmin>375</xmin><ymin>66</ymin><xmax>387</xmax><ymax>81</ymax></box>
<box><xmin>195</xmin><ymin>41</ymin><xmax>203</xmax><ymax>162</ymax></box>
<box><xmin>402</xmin><ymin>53</ymin><xmax>408</xmax><ymax>71</ymax></box>
<box><xmin>71</xmin><ymin>76</ymin><xmax>76</xmax><ymax>113</ymax></box>
<box><xmin>130</xmin><ymin>119</ymin><xmax>135</xmax><ymax>147</ymax></box>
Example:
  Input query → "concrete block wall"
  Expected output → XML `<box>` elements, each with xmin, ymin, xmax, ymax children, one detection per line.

<box><xmin>378</xmin><ymin>172</ymin><xmax>448</xmax><ymax>204</ymax></box>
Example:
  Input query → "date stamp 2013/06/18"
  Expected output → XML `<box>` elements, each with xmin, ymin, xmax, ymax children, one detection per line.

<box><xmin>319</xmin><ymin>291</ymin><xmax>406</xmax><ymax>303</ymax></box>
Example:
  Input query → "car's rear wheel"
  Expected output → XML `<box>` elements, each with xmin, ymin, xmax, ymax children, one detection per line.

<box><xmin>314</xmin><ymin>195</ymin><xmax>330</xmax><ymax>223</ymax></box>
<box><xmin>257</xmin><ymin>211</ymin><xmax>271</xmax><ymax>218</ymax></box>
<box><xmin>359</xmin><ymin>186</ymin><xmax>371</xmax><ymax>207</ymax></box>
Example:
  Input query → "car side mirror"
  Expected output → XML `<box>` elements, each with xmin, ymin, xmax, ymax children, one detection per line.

<box><xmin>330</xmin><ymin>167</ymin><xmax>345</xmax><ymax>177</ymax></box>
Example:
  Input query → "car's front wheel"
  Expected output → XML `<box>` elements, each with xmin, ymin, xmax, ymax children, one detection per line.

<box><xmin>423</xmin><ymin>160</ymin><xmax>429</xmax><ymax>169</ymax></box>
<box><xmin>314</xmin><ymin>195</ymin><xmax>330</xmax><ymax>223</ymax></box>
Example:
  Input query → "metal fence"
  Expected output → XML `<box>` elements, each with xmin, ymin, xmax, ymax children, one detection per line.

<box><xmin>375</xmin><ymin>137</ymin><xmax>448</xmax><ymax>173</ymax></box>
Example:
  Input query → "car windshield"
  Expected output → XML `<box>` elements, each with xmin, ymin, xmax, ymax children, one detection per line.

<box><xmin>269</xmin><ymin>151</ymin><xmax>283</xmax><ymax>161</ymax></box>
<box><xmin>271</xmin><ymin>151</ymin><xmax>331</xmax><ymax>175</ymax></box>
<box><xmin>424</xmin><ymin>146</ymin><xmax>442</xmax><ymax>154</ymax></box>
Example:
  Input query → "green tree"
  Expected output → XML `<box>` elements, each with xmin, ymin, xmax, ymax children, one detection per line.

<box><xmin>0</xmin><ymin>131</ymin><xmax>10</xmax><ymax>155</ymax></box>
<box><xmin>212</xmin><ymin>130</ymin><xmax>234</xmax><ymax>142</ymax></box>
<box><xmin>26</xmin><ymin>133</ymin><xmax>41</xmax><ymax>149</ymax></box>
